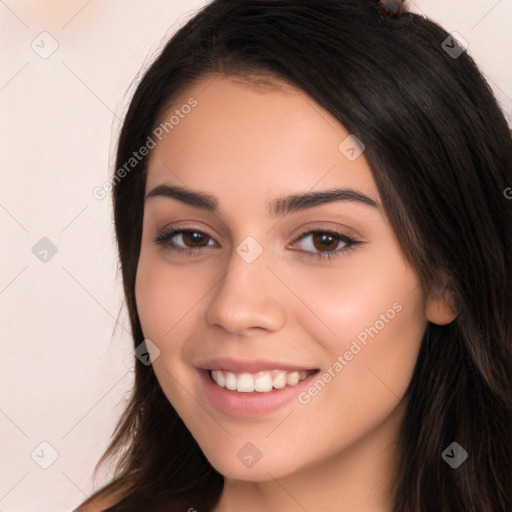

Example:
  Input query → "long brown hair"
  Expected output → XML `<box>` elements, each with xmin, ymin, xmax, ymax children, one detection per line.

<box><xmin>78</xmin><ymin>1</ymin><xmax>512</xmax><ymax>510</ymax></box>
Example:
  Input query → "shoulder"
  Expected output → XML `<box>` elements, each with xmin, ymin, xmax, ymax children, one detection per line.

<box><xmin>73</xmin><ymin>486</ymin><xmax>127</xmax><ymax>512</ymax></box>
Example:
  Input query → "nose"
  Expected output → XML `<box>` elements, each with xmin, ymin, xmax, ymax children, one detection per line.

<box><xmin>204</xmin><ymin>246</ymin><xmax>287</xmax><ymax>336</ymax></box>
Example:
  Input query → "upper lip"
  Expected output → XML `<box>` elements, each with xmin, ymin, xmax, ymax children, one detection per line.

<box><xmin>197</xmin><ymin>357</ymin><xmax>318</xmax><ymax>373</ymax></box>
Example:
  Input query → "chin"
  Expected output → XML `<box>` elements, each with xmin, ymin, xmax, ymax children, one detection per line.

<box><xmin>197</xmin><ymin>438</ymin><xmax>309</xmax><ymax>482</ymax></box>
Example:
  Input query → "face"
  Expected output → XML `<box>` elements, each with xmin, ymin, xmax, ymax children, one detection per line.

<box><xmin>135</xmin><ymin>75</ymin><xmax>429</xmax><ymax>482</ymax></box>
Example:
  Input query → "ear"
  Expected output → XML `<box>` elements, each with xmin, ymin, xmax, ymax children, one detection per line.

<box><xmin>425</xmin><ymin>285</ymin><xmax>459</xmax><ymax>325</ymax></box>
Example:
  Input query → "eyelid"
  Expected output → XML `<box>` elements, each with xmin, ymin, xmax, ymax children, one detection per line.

<box><xmin>156</xmin><ymin>219</ymin><xmax>362</xmax><ymax>241</ymax></box>
<box><xmin>287</xmin><ymin>220</ymin><xmax>363</xmax><ymax>244</ymax></box>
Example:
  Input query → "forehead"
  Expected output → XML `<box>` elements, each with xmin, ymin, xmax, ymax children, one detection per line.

<box><xmin>145</xmin><ymin>75</ymin><xmax>378</xmax><ymax>206</ymax></box>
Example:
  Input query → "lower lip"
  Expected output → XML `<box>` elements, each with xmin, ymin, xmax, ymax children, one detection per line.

<box><xmin>198</xmin><ymin>369</ymin><xmax>318</xmax><ymax>417</ymax></box>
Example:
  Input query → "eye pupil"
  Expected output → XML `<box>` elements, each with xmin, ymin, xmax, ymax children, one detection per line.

<box><xmin>185</xmin><ymin>231</ymin><xmax>208</xmax><ymax>247</ymax></box>
<box><xmin>313</xmin><ymin>232</ymin><xmax>337</xmax><ymax>251</ymax></box>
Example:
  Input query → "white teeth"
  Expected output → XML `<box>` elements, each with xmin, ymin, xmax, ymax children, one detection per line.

<box><xmin>212</xmin><ymin>370</ymin><xmax>225</xmax><ymax>387</ymax></box>
<box><xmin>210</xmin><ymin>369</ymin><xmax>312</xmax><ymax>393</ymax></box>
<box><xmin>236</xmin><ymin>373</ymin><xmax>254</xmax><ymax>392</ymax></box>
<box><xmin>272</xmin><ymin>371</ymin><xmax>287</xmax><ymax>389</ymax></box>
<box><xmin>225</xmin><ymin>371</ymin><xmax>237</xmax><ymax>391</ymax></box>
<box><xmin>254</xmin><ymin>372</ymin><xmax>273</xmax><ymax>392</ymax></box>
<box><xmin>287</xmin><ymin>371</ymin><xmax>300</xmax><ymax>386</ymax></box>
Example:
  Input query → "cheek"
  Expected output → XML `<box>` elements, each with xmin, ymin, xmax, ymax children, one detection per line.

<box><xmin>271</xmin><ymin>244</ymin><xmax>425</xmax><ymax>356</ymax></box>
<box><xmin>289</xmin><ymin>298</ymin><xmax>425</xmax><ymax>469</ymax></box>
<box><xmin>282</xmin><ymin>251</ymin><xmax>426</xmax><ymax>412</ymax></box>
<box><xmin>135</xmin><ymin>257</ymin><xmax>206</xmax><ymax>406</ymax></box>
<box><xmin>325</xmin><ymin>295</ymin><xmax>425</xmax><ymax>402</ymax></box>
<box><xmin>290</xmin><ymin>263</ymin><xmax>426</xmax><ymax>430</ymax></box>
<box><xmin>135</xmin><ymin>255</ymin><xmax>208</xmax><ymax>341</ymax></box>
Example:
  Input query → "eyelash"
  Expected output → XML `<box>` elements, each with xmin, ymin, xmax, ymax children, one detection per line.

<box><xmin>154</xmin><ymin>227</ymin><xmax>361</xmax><ymax>260</ymax></box>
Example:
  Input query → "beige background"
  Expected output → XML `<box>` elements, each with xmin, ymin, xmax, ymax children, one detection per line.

<box><xmin>0</xmin><ymin>1</ymin><xmax>510</xmax><ymax>511</ymax></box>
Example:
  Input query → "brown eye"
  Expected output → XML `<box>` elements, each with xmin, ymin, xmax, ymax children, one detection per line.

<box><xmin>292</xmin><ymin>230</ymin><xmax>360</xmax><ymax>260</ymax></box>
<box><xmin>311</xmin><ymin>232</ymin><xmax>339</xmax><ymax>252</ymax></box>
<box><xmin>180</xmin><ymin>231</ymin><xmax>210</xmax><ymax>248</ymax></box>
<box><xmin>155</xmin><ymin>228</ymin><xmax>215</xmax><ymax>251</ymax></box>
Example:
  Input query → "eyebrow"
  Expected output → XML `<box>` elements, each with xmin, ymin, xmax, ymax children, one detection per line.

<box><xmin>145</xmin><ymin>184</ymin><xmax>379</xmax><ymax>217</ymax></box>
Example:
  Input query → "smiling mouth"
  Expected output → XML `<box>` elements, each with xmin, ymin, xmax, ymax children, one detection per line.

<box><xmin>208</xmin><ymin>369</ymin><xmax>319</xmax><ymax>393</ymax></box>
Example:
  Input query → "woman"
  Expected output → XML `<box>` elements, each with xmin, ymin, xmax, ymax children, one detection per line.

<box><xmin>76</xmin><ymin>0</ymin><xmax>512</xmax><ymax>510</ymax></box>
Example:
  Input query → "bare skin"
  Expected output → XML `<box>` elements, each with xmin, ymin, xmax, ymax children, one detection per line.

<box><xmin>134</xmin><ymin>74</ymin><xmax>457</xmax><ymax>512</ymax></box>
